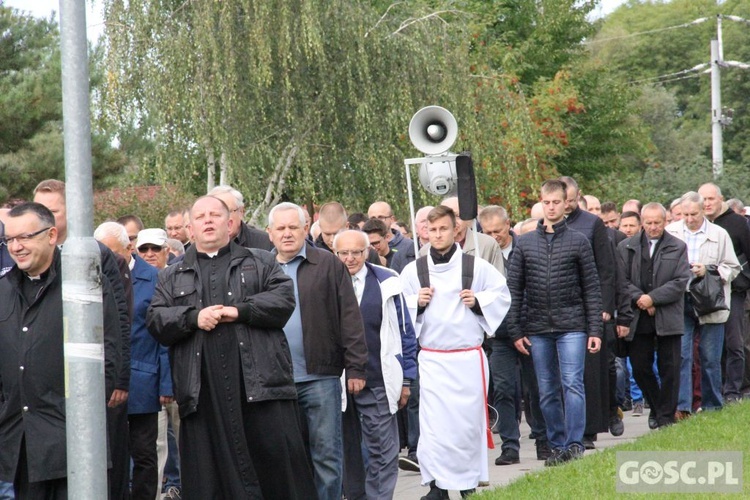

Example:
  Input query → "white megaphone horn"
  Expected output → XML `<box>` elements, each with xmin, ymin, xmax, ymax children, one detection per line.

<box><xmin>408</xmin><ymin>106</ymin><xmax>458</xmax><ymax>156</ymax></box>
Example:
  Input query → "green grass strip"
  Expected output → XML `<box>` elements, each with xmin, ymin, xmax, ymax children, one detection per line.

<box><xmin>473</xmin><ymin>400</ymin><xmax>750</xmax><ymax>499</ymax></box>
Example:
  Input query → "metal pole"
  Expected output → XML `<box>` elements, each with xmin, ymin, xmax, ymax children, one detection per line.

<box><xmin>717</xmin><ymin>15</ymin><xmax>724</xmax><ymax>61</ymax></box>
<box><xmin>711</xmin><ymin>39</ymin><xmax>723</xmax><ymax>179</ymax></box>
<box><xmin>404</xmin><ymin>160</ymin><xmax>419</xmax><ymax>257</ymax></box>
<box><xmin>59</xmin><ymin>0</ymin><xmax>108</xmax><ymax>497</ymax></box>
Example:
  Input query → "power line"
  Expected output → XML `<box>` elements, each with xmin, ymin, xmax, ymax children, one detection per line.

<box><xmin>627</xmin><ymin>63</ymin><xmax>709</xmax><ymax>85</ymax></box>
<box><xmin>585</xmin><ymin>17</ymin><xmax>709</xmax><ymax>45</ymax></box>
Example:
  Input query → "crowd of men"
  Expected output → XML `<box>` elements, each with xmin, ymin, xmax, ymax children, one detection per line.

<box><xmin>0</xmin><ymin>175</ymin><xmax>748</xmax><ymax>500</ymax></box>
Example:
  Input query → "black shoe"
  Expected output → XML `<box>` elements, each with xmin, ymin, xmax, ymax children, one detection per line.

<box><xmin>494</xmin><ymin>449</ymin><xmax>520</xmax><ymax>466</ymax></box>
<box><xmin>420</xmin><ymin>481</ymin><xmax>449</xmax><ymax>500</ymax></box>
<box><xmin>582</xmin><ymin>435</ymin><xmax>596</xmax><ymax>450</ymax></box>
<box><xmin>609</xmin><ymin>415</ymin><xmax>624</xmax><ymax>436</ymax></box>
<box><xmin>536</xmin><ymin>441</ymin><xmax>552</xmax><ymax>461</ymax></box>
<box><xmin>621</xmin><ymin>399</ymin><xmax>633</xmax><ymax>411</ymax></box>
<box><xmin>567</xmin><ymin>443</ymin><xmax>585</xmax><ymax>461</ymax></box>
<box><xmin>544</xmin><ymin>447</ymin><xmax>568</xmax><ymax>467</ymax></box>
<box><xmin>460</xmin><ymin>488</ymin><xmax>476</xmax><ymax>498</ymax></box>
<box><xmin>648</xmin><ymin>413</ymin><xmax>658</xmax><ymax>429</ymax></box>
<box><xmin>399</xmin><ymin>453</ymin><xmax>420</xmax><ymax>472</ymax></box>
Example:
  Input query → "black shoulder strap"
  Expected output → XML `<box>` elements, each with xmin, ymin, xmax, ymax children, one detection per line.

<box><xmin>461</xmin><ymin>253</ymin><xmax>475</xmax><ymax>290</ymax></box>
<box><xmin>416</xmin><ymin>255</ymin><xmax>430</xmax><ymax>288</ymax></box>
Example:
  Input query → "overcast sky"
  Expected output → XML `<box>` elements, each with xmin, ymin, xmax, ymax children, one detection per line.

<box><xmin>7</xmin><ymin>0</ymin><xmax>629</xmax><ymax>41</ymax></box>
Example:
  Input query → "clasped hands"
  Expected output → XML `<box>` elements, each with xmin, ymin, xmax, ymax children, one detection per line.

<box><xmin>198</xmin><ymin>304</ymin><xmax>239</xmax><ymax>331</ymax></box>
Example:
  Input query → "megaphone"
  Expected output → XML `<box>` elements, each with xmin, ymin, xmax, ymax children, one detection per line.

<box><xmin>418</xmin><ymin>160</ymin><xmax>457</xmax><ymax>196</ymax></box>
<box><xmin>408</xmin><ymin>106</ymin><xmax>458</xmax><ymax>156</ymax></box>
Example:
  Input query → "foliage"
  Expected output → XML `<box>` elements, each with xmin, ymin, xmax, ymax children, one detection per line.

<box><xmin>101</xmin><ymin>0</ymin><xmax>580</xmax><ymax>221</ymax></box>
<box><xmin>0</xmin><ymin>6</ymin><xmax>127</xmax><ymax>203</ymax></box>
<box><xmin>93</xmin><ymin>184</ymin><xmax>195</xmax><ymax>228</ymax></box>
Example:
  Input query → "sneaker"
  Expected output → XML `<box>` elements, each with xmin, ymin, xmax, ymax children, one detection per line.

<box><xmin>582</xmin><ymin>435</ymin><xmax>596</xmax><ymax>450</ymax></box>
<box><xmin>163</xmin><ymin>487</ymin><xmax>182</xmax><ymax>500</ymax></box>
<box><xmin>478</xmin><ymin>481</ymin><xmax>490</xmax><ymax>487</ymax></box>
<box><xmin>420</xmin><ymin>481</ymin><xmax>449</xmax><ymax>500</ymax></box>
<box><xmin>632</xmin><ymin>401</ymin><xmax>644</xmax><ymax>416</ymax></box>
<box><xmin>399</xmin><ymin>453</ymin><xmax>420</xmax><ymax>472</ymax></box>
<box><xmin>536</xmin><ymin>441</ymin><xmax>552</xmax><ymax>461</ymax></box>
<box><xmin>544</xmin><ymin>447</ymin><xmax>568</xmax><ymax>467</ymax></box>
<box><xmin>609</xmin><ymin>414</ymin><xmax>624</xmax><ymax>436</ymax></box>
<box><xmin>567</xmin><ymin>443</ymin><xmax>585</xmax><ymax>461</ymax></box>
<box><xmin>494</xmin><ymin>450</ymin><xmax>520</xmax><ymax>466</ymax></box>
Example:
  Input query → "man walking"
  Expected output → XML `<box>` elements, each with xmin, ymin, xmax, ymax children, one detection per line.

<box><xmin>401</xmin><ymin>205</ymin><xmax>510</xmax><ymax>499</ymax></box>
<box><xmin>618</xmin><ymin>203</ymin><xmax>691</xmax><ymax>428</ymax></box>
<box><xmin>508</xmin><ymin>180</ymin><xmax>603</xmax><ymax>466</ymax></box>
<box><xmin>147</xmin><ymin>195</ymin><xmax>315</xmax><ymax>499</ymax></box>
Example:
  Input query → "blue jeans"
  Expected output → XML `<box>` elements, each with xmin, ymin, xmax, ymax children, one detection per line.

<box><xmin>297</xmin><ymin>378</ymin><xmax>343</xmax><ymax>500</ymax></box>
<box><xmin>488</xmin><ymin>337</ymin><xmax>521</xmax><ymax>453</ymax></box>
<box><xmin>163</xmin><ymin>419</ymin><xmax>181</xmax><ymax>490</ymax></box>
<box><xmin>530</xmin><ymin>332</ymin><xmax>587</xmax><ymax>450</ymax></box>
<box><xmin>0</xmin><ymin>481</ymin><xmax>13</xmax><ymax>500</ymax></box>
<box><xmin>679</xmin><ymin>314</ymin><xmax>725</xmax><ymax>412</ymax></box>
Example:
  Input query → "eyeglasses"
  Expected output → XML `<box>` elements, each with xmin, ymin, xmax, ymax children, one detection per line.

<box><xmin>138</xmin><ymin>244</ymin><xmax>164</xmax><ymax>253</ymax></box>
<box><xmin>336</xmin><ymin>249</ymin><xmax>366</xmax><ymax>258</ymax></box>
<box><xmin>3</xmin><ymin>227</ymin><xmax>53</xmax><ymax>245</ymax></box>
<box><xmin>369</xmin><ymin>239</ymin><xmax>384</xmax><ymax>247</ymax></box>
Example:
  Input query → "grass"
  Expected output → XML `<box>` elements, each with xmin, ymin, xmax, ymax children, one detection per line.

<box><xmin>473</xmin><ymin>400</ymin><xmax>750</xmax><ymax>499</ymax></box>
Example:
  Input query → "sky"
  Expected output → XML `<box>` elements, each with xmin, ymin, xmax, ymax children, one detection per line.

<box><xmin>6</xmin><ymin>0</ymin><xmax>630</xmax><ymax>42</ymax></box>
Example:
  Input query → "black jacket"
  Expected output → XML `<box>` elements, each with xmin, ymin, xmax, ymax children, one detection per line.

<box><xmin>0</xmin><ymin>250</ymin><xmax>120</xmax><ymax>483</ymax></box>
<box><xmin>507</xmin><ymin>220</ymin><xmax>603</xmax><ymax>340</ymax></box>
<box><xmin>565</xmin><ymin>207</ymin><xmax>616</xmax><ymax>315</ymax></box>
<box><xmin>236</xmin><ymin>221</ymin><xmax>274</xmax><ymax>251</ymax></box>
<box><xmin>618</xmin><ymin>231</ymin><xmax>691</xmax><ymax>339</ymax></box>
<box><xmin>146</xmin><ymin>242</ymin><xmax>296</xmax><ymax>418</ymax></box>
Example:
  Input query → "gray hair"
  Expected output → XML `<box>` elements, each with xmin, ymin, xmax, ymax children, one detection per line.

<box><xmin>641</xmin><ymin>202</ymin><xmax>667</xmax><ymax>219</ymax></box>
<box><xmin>680</xmin><ymin>191</ymin><xmax>703</xmax><ymax>207</ymax></box>
<box><xmin>94</xmin><ymin>221</ymin><xmax>129</xmax><ymax>248</ymax></box>
<box><xmin>670</xmin><ymin>198</ymin><xmax>682</xmax><ymax>210</ymax></box>
<box><xmin>698</xmin><ymin>182</ymin><xmax>722</xmax><ymax>198</ymax></box>
<box><xmin>268</xmin><ymin>202</ymin><xmax>306</xmax><ymax>228</ymax></box>
<box><xmin>727</xmin><ymin>198</ymin><xmax>744</xmax><ymax>212</ymax></box>
<box><xmin>332</xmin><ymin>229</ymin><xmax>369</xmax><ymax>250</ymax></box>
<box><xmin>208</xmin><ymin>185</ymin><xmax>244</xmax><ymax>208</ymax></box>
<box><xmin>166</xmin><ymin>238</ymin><xmax>185</xmax><ymax>256</ymax></box>
<box><xmin>479</xmin><ymin>205</ymin><xmax>509</xmax><ymax>222</ymax></box>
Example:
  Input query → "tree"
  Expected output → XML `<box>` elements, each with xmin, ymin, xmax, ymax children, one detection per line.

<box><xmin>0</xmin><ymin>6</ymin><xmax>126</xmax><ymax>203</ymax></box>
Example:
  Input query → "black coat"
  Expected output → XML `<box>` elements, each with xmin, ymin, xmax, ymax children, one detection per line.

<box><xmin>236</xmin><ymin>221</ymin><xmax>273</xmax><ymax>251</ymax></box>
<box><xmin>618</xmin><ymin>231</ymin><xmax>691</xmax><ymax>339</ymax></box>
<box><xmin>0</xmin><ymin>250</ymin><xmax>120</xmax><ymax>482</ymax></box>
<box><xmin>507</xmin><ymin>220</ymin><xmax>603</xmax><ymax>340</ymax></box>
<box><xmin>146</xmin><ymin>242</ymin><xmax>297</xmax><ymax>418</ymax></box>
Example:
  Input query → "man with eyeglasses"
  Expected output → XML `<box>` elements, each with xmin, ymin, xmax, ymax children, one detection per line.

<box><xmin>0</xmin><ymin>202</ymin><xmax>121</xmax><ymax>498</ymax></box>
<box><xmin>35</xmin><ymin>179</ymin><xmax>133</xmax><ymax>499</ymax></box>
<box><xmin>334</xmin><ymin>230</ymin><xmax>417</xmax><ymax>500</ymax></box>
<box><xmin>0</xmin><ymin>209</ymin><xmax>12</xmax><ymax>277</ymax></box>
<box><xmin>368</xmin><ymin>201</ymin><xmax>416</xmax><ymax>273</ymax></box>
<box><xmin>164</xmin><ymin>209</ymin><xmax>191</xmax><ymax>248</ymax></box>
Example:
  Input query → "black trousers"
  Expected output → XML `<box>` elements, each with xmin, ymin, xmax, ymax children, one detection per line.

<box><xmin>14</xmin><ymin>437</ymin><xmax>68</xmax><ymax>500</ymax></box>
<box><xmin>629</xmin><ymin>332</ymin><xmax>681</xmax><ymax>427</ymax></box>
<box><xmin>108</xmin><ymin>402</ymin><xmax>130</xmax><ymax>500</ymax></box>
<box><xmin>128</xmin><ymin>412</ymin><xmax>159</xmax><ymax>500</ymax></box>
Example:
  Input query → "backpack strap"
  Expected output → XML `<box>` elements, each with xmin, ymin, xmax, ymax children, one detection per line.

<box><xmin>461</xmin><ymin>253</ymin><xmax>475</xmax><ymax>290</ymax></box>
<box><xmin>416</xmin><ymin>255</ymin><xmax>430</xmax><ymax>289</ymax></box>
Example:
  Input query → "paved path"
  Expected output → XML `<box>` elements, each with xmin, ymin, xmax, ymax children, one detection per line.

<box><xmin>393</xmin><ymin>410</ymin><xmax>652</xmax><ymax>499</ymax></box>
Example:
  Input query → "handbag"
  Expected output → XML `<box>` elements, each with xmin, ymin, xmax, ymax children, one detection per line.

<box><xmin>689</xmin><ymin>265</ymin><xmax>728</xmax><ymax>317</ymax></box>
<box><xmin>730</xmin><ymin>253</ymin><xmax>750</xmax><ymax>293</ymax></box>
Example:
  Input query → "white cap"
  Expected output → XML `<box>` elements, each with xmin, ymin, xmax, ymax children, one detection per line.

<box><xmin>136</xmin><ymin>228</ymin><xmax>168</xmax><ymax>249</ymax></box>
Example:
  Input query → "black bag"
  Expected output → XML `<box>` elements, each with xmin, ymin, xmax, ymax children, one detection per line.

<box><xmin>689</xmin><ymin>265</ymin><xmax>728</xmax><ymax>317</ymax></box>
<box><xmin>730</xmin><ymin>253</ymin><xmax>750</xmax><ymax>293</ymax></box>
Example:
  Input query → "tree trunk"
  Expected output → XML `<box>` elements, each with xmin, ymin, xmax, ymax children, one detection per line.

<box><xmin>206</xmin><ymin>146</ymin><xmax>216</xmax><ymax>192</ymax></box>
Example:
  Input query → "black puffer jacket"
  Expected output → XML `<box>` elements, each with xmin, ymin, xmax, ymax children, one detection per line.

<box><xmin>507</xmin><ymin>220</ymin><xmax>603</xmax><ymax>340</ymax></box>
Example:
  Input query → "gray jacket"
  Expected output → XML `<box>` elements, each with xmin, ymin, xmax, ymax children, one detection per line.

<box><xmin>617</xmin><ymin>231</ymin><xmax>691</xmax><ymax>338</ymax></box>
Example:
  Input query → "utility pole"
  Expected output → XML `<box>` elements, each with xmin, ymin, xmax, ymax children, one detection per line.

<box><xmin>710</xmin><ymin>39</ymin><xmax>723</xmax><ymax>179</ymax></box>
<box><xmin>59</xmin><ymin>0</ymin><xmax>108</xmax><ymax>497</ymax></box>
